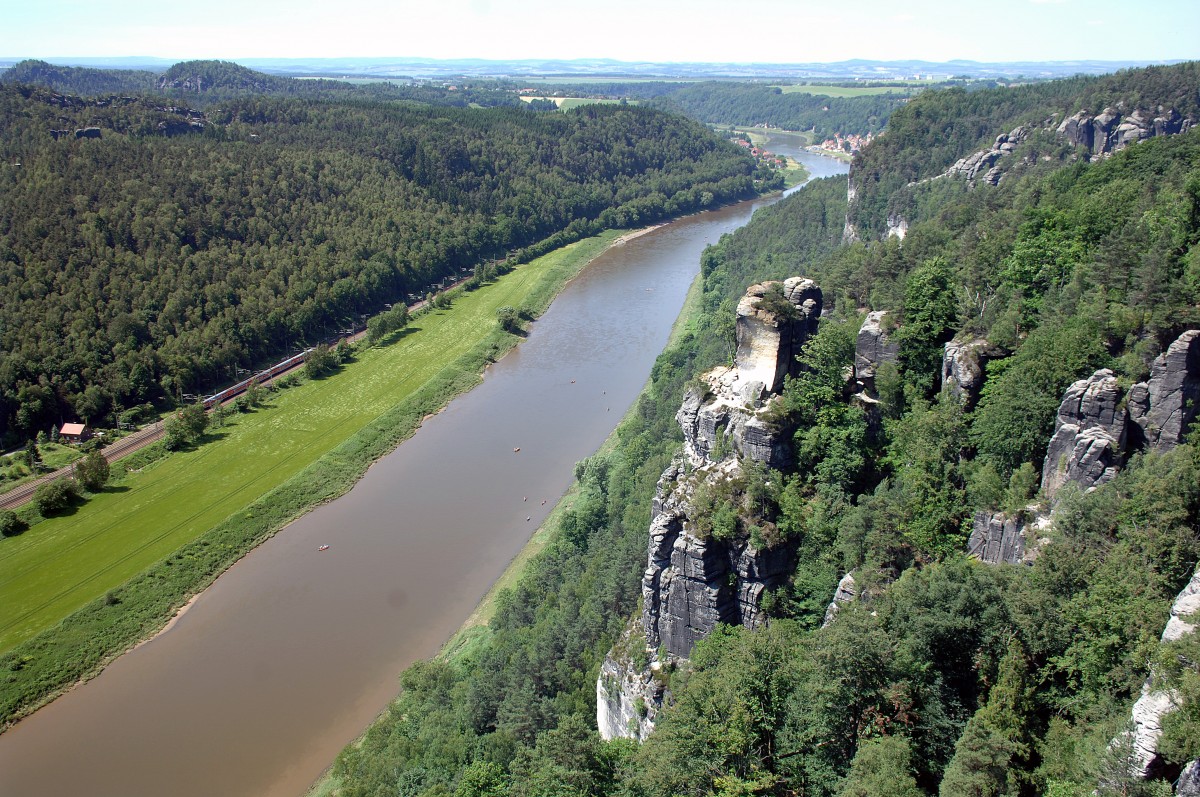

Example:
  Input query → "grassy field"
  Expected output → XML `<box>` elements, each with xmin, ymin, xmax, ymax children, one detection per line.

<box><xmin>777</xmin><ymin>82</ymin><xmax>919</xmax><ymax>97</ymax></box>
<box><xmin>0</xmin><ymin>233</ymin><xmax>619</xmax><ymax>656</ymax></box>
<box><xmin>518</xmin><ymin>96</ymin><xmax>634</xmax><ymax>110</ymax></box>
<box><xmin>0</xmin><ymin>443</ymin><xmax>83</xmax><ymax>494</ymax></box>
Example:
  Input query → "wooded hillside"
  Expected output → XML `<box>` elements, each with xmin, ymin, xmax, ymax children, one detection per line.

<box><xmin>0</xmin><ymin>85</ymin><xmax>763</xmax><ymax>442</ymax></box>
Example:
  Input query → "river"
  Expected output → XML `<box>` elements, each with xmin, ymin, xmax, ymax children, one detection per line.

<box><xmin>0</xmin><ymin>144</ymin><xmax>847</xmax><ymax>797</ymax></box>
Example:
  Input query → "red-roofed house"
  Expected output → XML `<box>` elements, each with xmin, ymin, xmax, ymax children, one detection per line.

<box><xmin>60</xmin><ymin>422</ymin><xmax>89</xmax><ymax>444</ymax></box>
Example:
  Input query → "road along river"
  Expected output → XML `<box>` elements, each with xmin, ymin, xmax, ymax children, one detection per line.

<box><xmin>0</xmin><ymin>146</ymin><xmax>847</xmax><ymax>797</ymax></box>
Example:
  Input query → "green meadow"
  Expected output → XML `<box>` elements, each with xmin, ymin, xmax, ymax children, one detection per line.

<box><xmin>777</xmin><ymin>82</ymin><xmax>918</xmax><ymax>97</ymax></box>
<box><xmin>0</xmin><ymin>232</ymin><xmax>618</xmax><ymax>658</ymax></box>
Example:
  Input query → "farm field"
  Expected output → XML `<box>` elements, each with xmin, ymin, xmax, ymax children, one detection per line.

<box><xmin>0</xmin><ymin>234</ymin><xmax>618</xmax><ymax>654</ymax></box>
<box><xmin>777</xmin><ymin>82</ymin><xmax>920</xmax><ymax>97</ymax></box>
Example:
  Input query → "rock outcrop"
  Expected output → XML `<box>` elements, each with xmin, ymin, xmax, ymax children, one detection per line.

<box><xmin>642</xmin><ymin>460</ymin><xmax>795</xmax><ymax>658</ymax></box>
<box><xmin>854</xmin><ymin>311</ymin><xmax>898</xmax><ymax>395</ymax></box>
<box><xmin>944</xmin><ymin>126</ymin><xmax>1029</xmax><ymax>186</ymax></box>
<box><xmin>677</xmin><ymin>278</ymin><xmax>821</xmax><ymax>470</ymax></box>
<box><xmin>600</xmin><ymin>278</ymin><xmax>824</xmax><ymax>742</ymax></box>
<box><xmin>941</xmin><ymin>338</ymin><xmax>1002</xmax><ymax>408</ymax></box>
<box><xmin>966</xmin><ymin>510</ymin><xmax>1050</xmax><ymax>566</ymax></box>
<box><xmin>1126</xmin><ymin>565</ymin><xmax>1200</xmax><ymax>780</ymax></box>
<box><xmin>886</xmin><ymin>214</ymin><xmax>909</xmax><ymax>240</ymax></box>
<box><xmin>1128</xmin><ymin>330</ymin><xmax>1200</xmax><ymax>453</ymax></box>
<box><xmin>1041</xmin><ymin>369</ymin><xmax>1127</xmax><ymax>500</ymax></box>
<box><xmin>1177</xmin><ymin>760</ymin><xmax>1200</xmax><ymax>797</ymax></box>
<box><xmin>1058</xmin><ymin>106</ymin><xmax>1193</xmax><ymax>158</ymax></box>
<box><xmin>822</xmin><ymin>571</ymin><xmax>858</xmax><ymax>627</ymax></box>
<box><xmin>597</xmin><ymin>635</ymin><xmax>665</xmax><ymax>743</ymax></box>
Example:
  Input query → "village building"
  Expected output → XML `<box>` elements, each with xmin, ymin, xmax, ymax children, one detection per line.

<box><xmin>59</xmin><ymin>422</ymin><xmax>89</xmax><ymax>444</ymax></box>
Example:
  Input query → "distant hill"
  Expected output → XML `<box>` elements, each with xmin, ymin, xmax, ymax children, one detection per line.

<box><xmin>156</xmin><ymin>59</ymin><xmax>355</xmax><ymax>95</ymax></box>
<box><xmin>0</xmin><ymin>59</ymin><xmax>156</xmax><ymax>94</ymax></box>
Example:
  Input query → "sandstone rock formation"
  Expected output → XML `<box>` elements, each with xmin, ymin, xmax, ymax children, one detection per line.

<box><xmin>597</xmin><ymin>634</ymin><xmax>665</xmax><ymax>743</ymax></box>
<box><xmin>941</xmin><ymin>338</ymin><xmax>1002</xmax><ymax>408</ymax></box>
<box><xmin>1042</xmin><ymin>369</ymin><xmax>1127</xmax><ymax>500</ymax></box>
<box><xmin>966</xmin><ymin>510</ymin><xmax>1051</xmax><ymax>566</ymax></box>
<box><xmin>600</xmin><ymin>278</ymin><xmax>824</xmax><ymax>741</ymax></box>
<box><xmin>822</xmin><ymin>571</ymin><xmax>858</xmax><ymax>627</ymax></box>
<box><xmin>886</xmin><ymin>214</ymin><xmax>908</xmax><ymax>240</ymax></box>
<box><xmin>642</xmin><ymin>459</ymin><xmax>795</xmax><ymax>658</ymax></box>
<box><xmin>1126</xmin><ymin>565</ymin><xmax>1200</xmax><ymax>780</ymax></box>
<box><xmin>677</xmin><ymin>278</ymin><xmax>821</xmax><ymax>470</ymax></box>
<box><xmin>945</xmin><ymin>126</ymin><xmax>1029</xmax><ymax>186</ymax></box>
<box><xmin>1128</xmin><ymin>330</ymin><xmax>1200</xmax><ymax>453</ymax></box>
<box><xmin>854</xmin><ymin>311</ymin><xmax>898</xmax><ymax>395</ymax></box>
<box><xmin>1057</xmin><ymin>106</ymin><xmax>1193</xmax><ymax>158</ymax></box>
<box><xmin>1177</xmin><ymin>760</ymin><xmax>1200</xmax><ymax>797</ymax></box>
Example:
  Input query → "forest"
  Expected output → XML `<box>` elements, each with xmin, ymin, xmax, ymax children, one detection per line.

<box><xmin>643</xmin><ymin>82</ymin><xmax>901</xmax><ymax>138</ymax></box>
<box><xmin>505</xmin><ymin>80</ymin><xmax>904</xmax><ymax>137</ymax></box>
<box><xmin>326</xmin><ymin>61</ymin><xmax>1200</xmax><ymax>797</ymax></box>
<box><xmin>0</xmin><ymin>77</ymin><xmax>770</xmax><ymax>444</ymax></box>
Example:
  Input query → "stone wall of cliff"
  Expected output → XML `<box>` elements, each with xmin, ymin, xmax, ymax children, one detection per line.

<box><xmin>598</xmin><ymin>278</ymin><xmax>823</xmax><ymax>741</ymax></box>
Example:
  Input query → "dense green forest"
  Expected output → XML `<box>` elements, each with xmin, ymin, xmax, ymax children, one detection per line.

<box><xmin>0</xmin><ymin>59</ymin><xmax>158</xmax><ymax>94</ymax></box>
<box><xmin>508</xmin><ymin>80</ymin><xmax>904</xmax><ymax>137</ymax></box>
<box><xmin>328</xmin><ymin>63</ymin><xmax>1200</xmax><ymax>797</ymax></box>
<box><xmin>0</xmin><ymin>82</ymin><xmax>769</xmax><ymax>443</ymax></box>
<box><xmin>643</xmin><ymin>82</ymin><xmax>901</xmax><ymax>138</ymax></box>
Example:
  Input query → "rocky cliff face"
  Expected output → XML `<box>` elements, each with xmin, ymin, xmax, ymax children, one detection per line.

<box><xmin>854</xmin><ymin>310</ymin><xmax>898</xmax><ymax>396</ymax></box>
<box><xmin>1129</xmin><ymin>330</ymin><xmax>1200</xmax><ymax>452</ymax></box>
<box><xmin>599</xmin><ymin>278</ymin><xmax>823</xmax><ymax>742</ymax></box>
<box><xmin>1042</xmin><ymin>369</ymin><xmax>1128</xmax><ymax>500</ymax></box>
<box><xmin>971</xmin><ymin>331</ymin><xmax>1197</xmax><ymax>566</ymax></box>
<box><xmin>1058</xmin><ymin>106</ymin><xmax>1192</xmax><ymax>158</ymax></box>
<box><xmin>942</xmin><ymin>338</ymin><xmax>1003</xmax><ymax>409</ymax></box>
<box><xmin>641</xmin><ymin>458</ymin><xmax>796</xmax><ymax>658</ymax></box>
<box><xmin>597</xmin><ymin>631</ymin><xmax>665</xmax><ymax>743</ymax></box>
<box><xmin>1125</xmin><ymin>565</ymin><xmax>1200</xmax><ymax>781</ymax></box>
<box><xmin>1036</xmin><ymin>331</ymin><xmax>1199</xmax><ymax>503</ymax></box>
<box><xmin>677</xmin><ymin>278</ymin><xmax>821</xmax><ymax>470</ymax></box>
<box><xmin>944</xmin><ymin>125</ymin><xmax>1030</xmax><ymax>187</ymax></box>
<box><xmin>967</xmin><ymin>509</ymin><xmax>1056</xmax><ymax>566</ymax></box>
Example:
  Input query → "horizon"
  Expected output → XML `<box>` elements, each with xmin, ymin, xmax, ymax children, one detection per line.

<box><xmin>4</xmin><ymin>0</ymin><xmax>1198</xmax><ymax>66</ymax></box>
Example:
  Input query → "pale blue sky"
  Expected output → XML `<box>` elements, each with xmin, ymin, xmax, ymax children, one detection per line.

<box><xmin>1</xmin><ymin>0</ymin><xmax>1196</xmax><ymax>64</ymax></box>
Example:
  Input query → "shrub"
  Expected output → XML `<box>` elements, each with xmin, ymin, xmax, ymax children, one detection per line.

<box><xmin>0</xmin><ymin>509</ymin><xmax>21</xmax><ymax>536</ymax></box>
<box><xmin>33</xmin><ymin>478</ymin><xmax>81</xmax><ymax>516</ymax></box>
<box><xmin>74</xmin><ymin>450</ymin><xmax>111</xmax><ymax>492</ymax></box>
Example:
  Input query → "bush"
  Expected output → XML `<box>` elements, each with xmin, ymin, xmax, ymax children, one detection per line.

<box><xmin>74</xmin><ymin>450</ymin><xmax>111</xmax><ymax>492</ymax></box>
<box><xmin>497</xmin><ymin>306</ymin><xmax>520</xmax><ymax>333</ymax></box>
<box><xmin>304</xmin><ymin>344</ymin><xmax>338</xmax><ymax>379</ymax></box>
<box><xmin>33</xmin><ymin>478</ymin><xmax>81</xmax><ymax>516</ymax></box>
<box><xmin>0</xmin><ymin>509</ymin><xmax>21</xmax><ymax>536</ymax></box>
<box><xmin>163</xmin><ymin>403</ymin><xmax>208</xmax><ymax>450</ymax></box>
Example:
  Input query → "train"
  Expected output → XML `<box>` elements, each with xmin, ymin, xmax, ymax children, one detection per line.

<box><xmin>202</xmin><ymin>348</ymin><xmax>314</xmax><ymax>409</ymax></box>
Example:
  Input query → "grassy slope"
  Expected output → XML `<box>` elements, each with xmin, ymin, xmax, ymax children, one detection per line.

<box><xmin>0</xmin><ymin>233</ymin><xmax>618</xmax><ymax>654</ymax></box>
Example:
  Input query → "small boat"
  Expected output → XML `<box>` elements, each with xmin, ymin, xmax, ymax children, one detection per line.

<box><xmin>317</xmin><ymin>545</ymin><xmax>330</xmax><ymax>551</ymax></box>
<box><xmin>513</xmin><ymin>447</ymin><xmax>520</xmax><ymax>452</ymax></box>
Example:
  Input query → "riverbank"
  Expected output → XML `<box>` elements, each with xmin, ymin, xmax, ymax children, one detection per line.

<box><xmin>0</xmin><ymin>229</ymin><xmax>633</xmax><ymax>729</ymax></box>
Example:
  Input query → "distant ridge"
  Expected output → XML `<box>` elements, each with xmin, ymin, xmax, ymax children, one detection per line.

<box><xmin>2</xmin><ymin>55</ymin><xmax>1189</xmax><ymax>81</ymax></box>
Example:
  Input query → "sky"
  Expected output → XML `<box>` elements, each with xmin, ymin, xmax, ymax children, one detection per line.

<box><xmin>1</xmin><ymin>0</ymin><xmax>1197</xmax><ymax>65</ymax></box>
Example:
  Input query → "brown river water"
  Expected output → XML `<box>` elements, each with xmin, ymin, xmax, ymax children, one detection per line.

<box><xmin>0</xmin><ymin>145</ymin><xmax>846</xmax><ymax>797</ymax></box>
